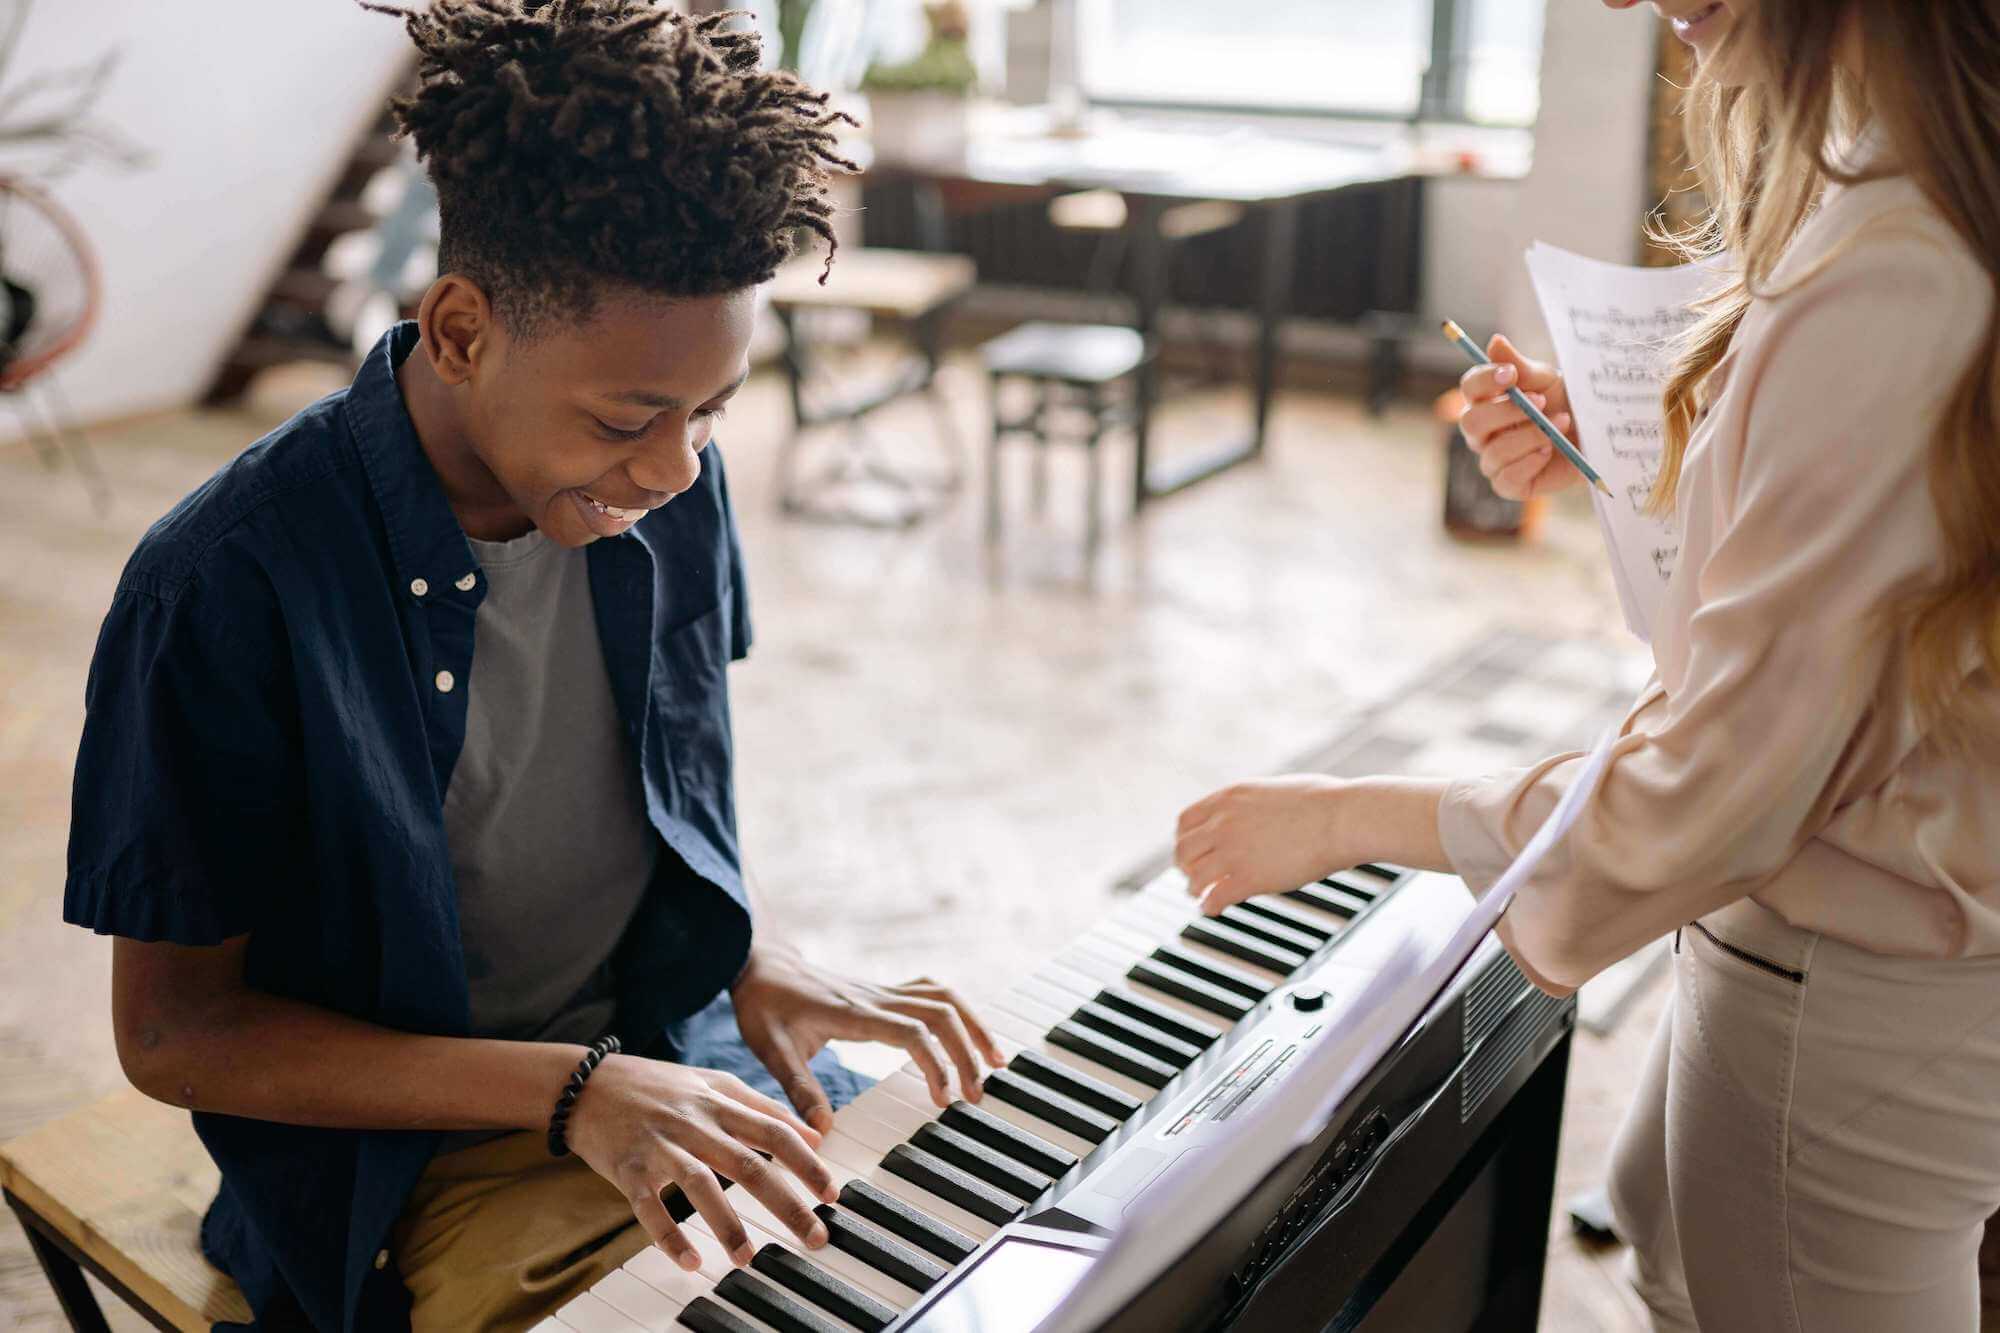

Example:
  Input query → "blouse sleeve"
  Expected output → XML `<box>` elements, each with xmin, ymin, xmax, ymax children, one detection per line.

<box><xmin>1438</xmin><ymin>229</ymin><xmax>1992</xmax><ymax>988</ymax></box>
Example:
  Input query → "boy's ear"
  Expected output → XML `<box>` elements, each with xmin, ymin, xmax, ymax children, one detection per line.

<box><xmin>416</xmin><ymin>274</ymin><xmax>497</xmax><ymax>387</ymax></box>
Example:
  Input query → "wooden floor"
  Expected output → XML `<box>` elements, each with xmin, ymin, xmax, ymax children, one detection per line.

<box><xmin>0</xmin><ymin>352</ymin><xmax>1662</xmax><ymax>1329</ymax></box>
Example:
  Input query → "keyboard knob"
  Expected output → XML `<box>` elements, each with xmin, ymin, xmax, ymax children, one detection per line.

<box><xmin>1290</xmin><ymin>987</ymin><xmax>1327</xmax><ymax>1012</ymax></box>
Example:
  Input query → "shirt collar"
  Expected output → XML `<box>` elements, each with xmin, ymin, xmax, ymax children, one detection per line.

<box><xmin>347</xmin><ymin>321</ymin><xmax>480</xmax><ymax>596</ymax></box>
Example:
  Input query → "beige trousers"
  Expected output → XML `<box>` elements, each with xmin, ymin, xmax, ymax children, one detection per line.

<box><xmin>390</xmin><ymin>1130</ymin><xmax>650</xmax><ymax>1332</ymax></box>
<box><xmin>1609</xmin><ymin>897</ymin><xmax>2000</xmax><ymax>1332</ymax></box>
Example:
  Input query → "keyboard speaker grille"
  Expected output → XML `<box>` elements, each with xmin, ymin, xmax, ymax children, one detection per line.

<box><xmin>1460</xmin><ymin>986</ymin><xmax>1565</xmax><ymax>1124</ymax></box>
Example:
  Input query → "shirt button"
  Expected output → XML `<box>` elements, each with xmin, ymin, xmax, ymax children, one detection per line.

<box><xmin>435</xmin><ymin>670</ymin><xmax>455</xmax><ymax>694</ymax></box>
<box><xmin>374</xmin><ymin>1249</ymin><xmax>389</xmax><ymax>1271</ymax></box>
<box><xmin>455</xmin><ymin>572</ymin><xmax>477</xmax><ymax>592</ymax></box>
<box><xmin>409</xmin><ymin>577</ymin><xmax>429</xmax><ymax>598</ymax></box>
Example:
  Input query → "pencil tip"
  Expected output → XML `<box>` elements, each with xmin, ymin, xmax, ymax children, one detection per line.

<box><xmin>1594</xmin><ymin>477</ymin><xmax>1613</xmax><ymax>497</ymax></box>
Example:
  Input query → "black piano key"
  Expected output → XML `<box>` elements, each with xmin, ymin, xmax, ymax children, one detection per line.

<box><xmin>911</xmin><ymin>1124</ymin><xmax>1053</xmax><ymax>1203</ymax></box>
<box><xmin>814</xmin><ymin>1203</ymin><xmax>947</xmax><ymax>1292</ymax></box>
<box><xmin>940</xmin><ymin>1101</ymin><xmax>1080</xmax><ymax>1179</ymax></box>
<box><xmin>1092</xmin><ymin>987</ymin><xmax>1223</xmax><ymax>1048</ymax></box>
<box><xmin>715</xmin><ymin>1269</ymin><xmax>846</xmax><ymax>1333</ymax></box>
<box><xmin>753</xmin><ymin>1244</ymin><xmax>897</xmax><ymax>1333</ymax></box>
<box><xmin>1181</xmin><ymin>918</ymin><xmax>1309</xmax><ymax>975</ymax></box>
<box><xmin>1287</xmin><ymin>883</ymin><xmax>1368</xmax><ymax>919</ymax></box>
<box><xmin>896</xmin><ymin>1134</ymin><xmax>1042</xmax><ymax>1213</ymax></box>
<box><xmin>1070</xmin><ymin>1001</ymin><xmax>1202</xmax><ymax>1068</ymax></box>
<box><xmin>678</xmin><ymin>1296</ymin><xmax>761</xmax><ymax>1333</ymax></box>
<box><xmin>838</xmin><ymin>1180</ymin><xmax>978</xmax><ymax>1265</ymax></box>
<box><xmin>1127</xmin><ymin>958</ymin><xmax>1253</xmax><ymax>1021</ymax></box>
<box><xmin>1008</xmin><ymin>1049</ymin><xmax>1145</xmax><ymax>1119</ymax></box>
<box><xmin>1149</xmin><ymin>945</ymin><xmax>1272</xmax><ymax>1000</ymax></box>
<box><xmin>1233</xmin><ymin>898</ymin><xmax>1336</xmax><ymax>942</ymax></box>
<box><xmin>1218</xmin><ymin>905</ymin><xmax>1324</xmax><ymax>955</ymax></box>
<box><xmin>984</xmin><ymin>1068</ymin><xmax>1120</xmax><ymax>1142</ymax></box>
<box><xmin>1048</xmin><ymin>1020</ymin><xmax>1178</xmax><ymax>1088</ymax></box>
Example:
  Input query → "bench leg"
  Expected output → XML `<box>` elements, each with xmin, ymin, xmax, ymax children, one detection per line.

<box><xmin>6</xmin><ymin>1190</ymin><xmax>114</xmax><ymax>1333</ymax></box>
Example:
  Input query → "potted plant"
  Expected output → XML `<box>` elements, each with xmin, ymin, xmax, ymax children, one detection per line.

<box><xmin>859</xmin><ymin>1</ymin><xmax>978</xmax><ymax>163</ymax></box>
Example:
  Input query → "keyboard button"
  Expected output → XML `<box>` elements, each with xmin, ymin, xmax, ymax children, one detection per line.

<box><xmin>752</xmin><ymin>1246</ymin><xmax>896</xmax><ymax>1332</ymax></box>
<box><xmin>838</xmin><ymin>1180</ymin><xmax>978</xmax><ymax>1265</ymax></box>
<box><xmin>1286</xmin><ymin>883</ymin><xmax>1367</xmax><ymax>919</ymax></box>
<box><xmin>815</xmin><ymin>1204</ymin><xmax>948</xmax><ymax>1292</ymax></box>
<box><xmin>677</xmin><ymin>1296</ymin><xmax>760</xmax><ymax>1333</ymax></box>
<box><xmin>1181</xmin><ymin>919</ymin><xmax>1307</xmax><ymax>975</ymax></box>
<box><xmin>1218</xmin><ymin>905</ymin><xmax>1323</xmax><ymax>954</ymax></box>
<box><xmin>885</xmin><ymin>1142</ymin><xmax>1030</xmax><ymax>1222</ymax></box>
<box><xmin>1234</xmin><ymin>898</ymin><xmax>1337</xmax><ymax>942</ymax></box>
<box><xmin>910</xmin><ymin>1123</ymin><xmax>1053</xmax><ymax>1202</ymax></box>
<box><xmin>984</xmin><ymin>1069</ymin><xmax>1119</xmax><ymax>1142</ymax></box>
<box><xmin>1092</xmin><ymin>985</ymin><xmax>1227</xmax><ymax>1045</ymax></box>
<box><xmin>939</xmin><ymin>1101</ymin><xmax>1078</xmax><ymax>1178</ymax></box>
<box><xmin>1067</xmin><ymin>1002</ymin><xmax>1203</xmax><ymax>1068</ymax></box>
<box><xmin>1007</xmin><ymin>1049</ymin><xmax>1144</xmax><ymax>1119</ymax></box>
<box><xmin>1048</xmin><ymin>1020</ymin><xmax>1178</xmax><ymax>1088</ymax></box>
<box><xmin>1127</xmin><ymin>957</ymin><xmax>1253</xmax><ymax>1021</ymax></box>
<box><xmin>716</xmin><ymin>1269</ymin><xmax>846</xmax><ymax>1333</ymax></box>
<box><xmin>1150</xmin><ymin>945</ymin><xmax>1272</xmax><ymax>1000</ymax></box>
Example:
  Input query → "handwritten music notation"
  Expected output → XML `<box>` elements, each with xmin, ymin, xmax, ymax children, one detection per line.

<box><xmin>1527</xmin><ymin>242</ymin><xmax>1726</xmax><ymax>643</ymax></box>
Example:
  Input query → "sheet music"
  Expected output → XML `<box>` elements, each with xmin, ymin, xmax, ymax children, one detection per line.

<box><xmin>1525</xmin><ymin>243</ymin><xmax>1725</xmax><ymax>642</ymax></box>
<box><xmin>1036</xmin><ymin>724</ymin><xmax>1624</xmax><ymax>1332</ymax></box>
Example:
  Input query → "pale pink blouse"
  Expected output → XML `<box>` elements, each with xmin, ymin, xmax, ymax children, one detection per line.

<box><xmin>1438</xmin><ymin>168</ymin><xmax>1999</xmax><ymax>989</ymax></box>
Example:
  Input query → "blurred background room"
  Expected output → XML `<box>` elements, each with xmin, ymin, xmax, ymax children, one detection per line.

<box><xmin>0</xmin><ymin>1</ymin><xmax>1898</xmax><ymax>1329</ymax></box>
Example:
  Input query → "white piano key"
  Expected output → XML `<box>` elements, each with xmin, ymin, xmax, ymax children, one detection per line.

<box><xmin>867</xmin><ymin>1069</ymin><xmax>1097</xmax><ymax>1161</ymax></box>
<box><xmin>529</xmin><ymin>1320</ymin><xmax>578</xmax><ymax>1333</ymax></box>
<box><xmin>553</xmin><ymin>1290</ymin><xmax>649</xmax><ymax>1333</ymax></box>
<box><xmin>814</xmin><ymin>1127</ymin><xmax>893</xmax><ymax>1177</ymax></box>
<box><xmin>1053</xmin><ymin>944</ymin><xmax>1125</xmax><ymax>986</ymax></box>
<box><xmin>829</xmin><ymin>1101</ymin><xmax>914</xmax><ymax>1155</ymax></box>
<box><xmin>625</xmin><ymin>1243</ymin><xmax>717</xmax><ymax>1307</ymax></box>
<box><xmin>589</xmin><ymin>1267</ymin><xmax>684</xmax><ymax>1330</ymax></box>
<box><xmin>1030</xmin><ymin>962</ymin><xmax>1099</xmax><ymax>1004</ymax></box>
<box><xmin>1117</xmin><ymin>895</ymin><xmax>1196</xmax><ymax>935</ymax></box>
<box><xmin>983</xmin><ymin>1007</ymin><xmax>1050</xmax><ymax>1049</ymax></box>
<box><xmin>994</xmin><ymin>987</ymin><xmax>1069</xmax><ymax>1031</ymax></box>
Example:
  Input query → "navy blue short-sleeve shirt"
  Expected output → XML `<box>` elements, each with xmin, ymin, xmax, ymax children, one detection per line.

<box><xmin>65</xmin><ymin>323</ymin><xmax>774</xmax><ymax>1331</ymax></box>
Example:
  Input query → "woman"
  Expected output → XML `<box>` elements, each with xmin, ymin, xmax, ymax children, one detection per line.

<box><xmin>1174</xmin><ymin>2</ymin><xmax>2000</xmax><ymax>1328</ymax></box>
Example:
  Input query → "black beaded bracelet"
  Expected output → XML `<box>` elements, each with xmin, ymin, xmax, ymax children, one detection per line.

<box><xmin>547</xmin><ymin>1035</ymin><xmax>621</xmax><ymax>1158</ymax></box>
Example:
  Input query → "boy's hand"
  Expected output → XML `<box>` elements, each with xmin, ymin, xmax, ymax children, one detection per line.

<box><xmin>1457</xmin><ymin>333</ymin><xmax>1582</xmax><ymax>501</ymax></box>
<box><xmin>563</xmin><ymin>1054</ymin><xmax>838</xmax><ymax>1273</ymax></box>
<box><xmin>731</xmin><ymin>943</ymin><xmax>1006</xmax><ymax>1132</ymax></box>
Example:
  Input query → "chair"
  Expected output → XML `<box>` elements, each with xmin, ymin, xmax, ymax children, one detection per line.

<box><xmin>766</xmin><ymin>246</ymin><xmax>976</xmax><ymax>526</ymax></box>
<box><xmin>981</xmin><ymin>320</ymin><xmax>1150</xmax><ymax>561</ymax></box>
<box><xmin>0</xmin><ymin>176</ymin><xmax>107</xmax><ymax>512</ymax></box>
<box><xmin>2</xmin><ymin>1088</ymin><xmax>252</xmax><ymax>1331</ymax></box>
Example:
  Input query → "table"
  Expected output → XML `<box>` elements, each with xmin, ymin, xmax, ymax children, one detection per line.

<box><xmin>863</xmin><ymin>109</ymin><xmax>1463</xmax><ymax>508</ymax></box>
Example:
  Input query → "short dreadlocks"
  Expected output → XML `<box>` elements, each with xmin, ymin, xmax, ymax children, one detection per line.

<box><xmin>360</xmin><ymin>0</ymin><xmax>857</xmax><ymax>336</ymax></box>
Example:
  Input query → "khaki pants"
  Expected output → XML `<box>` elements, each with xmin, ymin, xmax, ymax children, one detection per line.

<box><xmin>1609</xmin><ymin>897</ymin><xmax>2000</xmax><ymax>1331</ymax></box>
<box><xmin>390</xmin><ymin>1131</ymin><xmax>650</xmax><ymax>1332</ymax></box>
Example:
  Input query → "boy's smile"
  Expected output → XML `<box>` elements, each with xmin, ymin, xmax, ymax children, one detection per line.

<box><xmin>400</xmin><ymin>279</ymin><xmax>757</xmax><ymax>547</ymax></box>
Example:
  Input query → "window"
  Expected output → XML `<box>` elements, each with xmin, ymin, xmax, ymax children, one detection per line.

<box><xmin>1076</xmin><ymin>0</ymin><xmax>1546</xmax><ymax>128</ymax></box>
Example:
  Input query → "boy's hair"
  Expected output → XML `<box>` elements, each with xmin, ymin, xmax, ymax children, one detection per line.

<box><xmin>361</xmin><ymin>0</ymin><xmax>856</xmax><ymax>336</ymax></box>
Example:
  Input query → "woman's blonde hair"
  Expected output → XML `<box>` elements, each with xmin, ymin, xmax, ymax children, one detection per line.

<box><xmin>1652</xmin><ymin>3</ymin><xmax>2000</xmax><ymax>738</ymax></box>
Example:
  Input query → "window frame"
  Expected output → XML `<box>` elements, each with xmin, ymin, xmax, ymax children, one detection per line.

<box><xmin>1078</xmin><ymin>0</ymin><xmax>1515</xmax><ymax>127</ymax></box>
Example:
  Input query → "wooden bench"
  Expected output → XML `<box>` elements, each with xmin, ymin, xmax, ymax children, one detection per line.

<box><xmin>2</xmin><ymin>1088</ymin><xmax>251</xmax><ymax>1331</ymax></box>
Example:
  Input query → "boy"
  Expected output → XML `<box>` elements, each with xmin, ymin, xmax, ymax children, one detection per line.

<box><xmin>64</xmin><ymin>3</ymin><xmax>999</xmax><ymax>1328</ymax></box>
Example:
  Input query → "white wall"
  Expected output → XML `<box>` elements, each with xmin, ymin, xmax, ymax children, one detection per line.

<box><xmin>12</xmin><ymin>2</ymin><xmax>410</xmax><ymax>428</ymax></box>
<box><xmin>1493</xmin><ymin>0</ymin><xmax>1662</xmax><ymax>357</ymax></box>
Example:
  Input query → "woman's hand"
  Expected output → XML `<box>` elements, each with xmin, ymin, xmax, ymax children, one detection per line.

<box><xmin>731</xmin><ymin>944</ymin><xmax>1006</xmax><ymax>1131</ymax></box>
<box><xmin>563</xmin><ymin>1053</ymin><xmax>838</xmax><ymax>1272</ymax></box>
<box><xmin>1458</xmin><ymin>333</ymin><xmax>1581</xmax><ymax>501</ymax></box>
<box><xmin>1175</xmin><ymin>775</ymin><xmax>1452</xmax><ymax>914</ymax></box>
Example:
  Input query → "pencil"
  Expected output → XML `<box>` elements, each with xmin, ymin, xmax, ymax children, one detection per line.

<box><xmin>1441</xmin><ymin>319</ymin><xmax>1612</xmax><ymax>497</ymax></box>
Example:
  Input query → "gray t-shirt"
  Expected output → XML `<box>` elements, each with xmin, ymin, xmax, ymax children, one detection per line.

<box><xmin>442</xmin><ymin>527</ymin><xmax>657</xmax><ymax>1048</ymax></box>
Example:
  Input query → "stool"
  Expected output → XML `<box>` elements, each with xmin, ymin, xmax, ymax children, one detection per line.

<box><xmin>766</xmin><ymin>246</ymin><xmax>976</xmax><ymax>526</ymax></box>
<box><xmin>981</xmin><ymin>321</ymin><xmax>1150</xmax><ymax>560</ymax></box>
<box><xmin>2</xmin><ymin>1088</ymin><xmax>251</xmax><ymax>1331</ymax></box>
<box><xmin>1046</xmin><ymin>188</ymin><xmax>1245</xmax><ymax>384</ymax></box>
